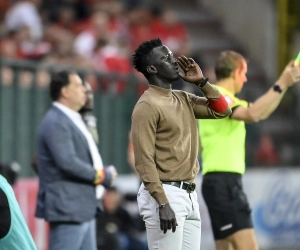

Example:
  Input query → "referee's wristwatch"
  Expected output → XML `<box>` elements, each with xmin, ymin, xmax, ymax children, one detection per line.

<box><xmin>273</xmin><ymin>84</ymin><xmax>283</xmax><ymax>93</ymax></box>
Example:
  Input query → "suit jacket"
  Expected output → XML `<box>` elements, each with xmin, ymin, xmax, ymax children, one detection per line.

<box><xmin>35</xmin><ymin>105</ymin><xmax>97</xmax><ymax>223</ymax></box>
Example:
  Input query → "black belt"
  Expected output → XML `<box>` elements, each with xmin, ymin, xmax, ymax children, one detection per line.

<box><xmin>162</xmin><ymin>181</ymin><xmax>196</xmax><ymax>193</ymax></box>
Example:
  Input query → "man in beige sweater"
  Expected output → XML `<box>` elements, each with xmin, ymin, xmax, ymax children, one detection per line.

<box><xmin>131</xmin><ymin>38</ymin><xmax>231</xmax><ymax>250</ymax></box>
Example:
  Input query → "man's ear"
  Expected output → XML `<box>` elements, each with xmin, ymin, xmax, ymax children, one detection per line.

<box><xmin>146</xmin><ymin>66</ymin><xmax>157</xmax><ymax>75</ymax></box>
<box><xmin>61</xmin><ymin>86</ymin><xmax>68</xmax><ymax>98</ymax></box>
<box><xmin>232</xmin><ymin>68</ymin><xmax>239</xmax><ymax>80</ymax></box>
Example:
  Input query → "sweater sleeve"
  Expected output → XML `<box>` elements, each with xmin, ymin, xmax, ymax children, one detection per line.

<box><xmin>131</xmin><ymin>102</ymin><xmax>169</xmax><ymax>205</ymax></box>
<box><xmin>190</xmin><ymin>83</ymin><xmax>231</xmax><ymax>119</ymax></box>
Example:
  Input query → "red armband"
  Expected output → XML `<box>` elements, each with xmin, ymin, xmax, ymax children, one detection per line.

<box><xmin>208</xmin><ymin>95</ymin><xmax>228</xmax><ymax>112</ymax></box>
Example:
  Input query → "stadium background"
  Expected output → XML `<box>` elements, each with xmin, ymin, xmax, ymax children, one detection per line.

<box><xmin>1</xmin><ymin>0</ymin><xmax>300</xmax><ymax>249</ymax></box>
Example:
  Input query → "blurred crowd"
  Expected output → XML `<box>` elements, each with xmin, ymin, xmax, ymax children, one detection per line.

<box><xmin>0</xmin><ymin>0</ymin><xmax>189</xmax><ymax>91</ymax></box>
<box><xmin>0</xmin><ymin>1</ymin><xmax>297</xmax><ymax>168</ymax></box>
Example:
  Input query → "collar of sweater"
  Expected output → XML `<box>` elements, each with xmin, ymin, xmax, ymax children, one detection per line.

<box><xmin>148</xmin><ymin>84</ymin><xmax>172</xmax><ymax>97</ymax></box>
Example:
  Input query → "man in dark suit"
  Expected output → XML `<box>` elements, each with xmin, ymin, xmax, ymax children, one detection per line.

<box><xmin>35</xmin><ymin>70</ymin><xmax>117</xmax><ymax>250</ymax></box>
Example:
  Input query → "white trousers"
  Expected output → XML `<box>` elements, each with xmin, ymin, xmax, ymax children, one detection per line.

<box><xmin>137</xmin><ymin>183</ymin><xmax>201</xmax><ymax>250</ymax></box>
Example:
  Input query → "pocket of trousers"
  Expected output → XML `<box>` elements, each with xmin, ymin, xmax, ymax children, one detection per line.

<box><xmin>137</xmin><ymin>188</ymin><xmax>159</xmax><ymax>228</ymax></box>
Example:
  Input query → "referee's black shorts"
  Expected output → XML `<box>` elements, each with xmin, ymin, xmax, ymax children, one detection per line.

<box><xmin>201</xmin><ymin>172</ymin><xmax>253</xmax><ymax>240</ymax></box>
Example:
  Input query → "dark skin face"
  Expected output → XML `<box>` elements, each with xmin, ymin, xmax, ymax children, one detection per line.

<box><xmin>146</xmin><ymin>45</ymin><xmax>205</xmax><ymax>90</ymax></box>
<box><xmin>146</xmin><ymin>45</ymin><xmax>180</xmax><ymax>89</ymax></box>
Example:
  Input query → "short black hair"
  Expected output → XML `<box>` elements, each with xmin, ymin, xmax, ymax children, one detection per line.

<box><xmin>49</xmin><ymin>70</ymin><xmax>74</xmax><ymax>101</ymax></box>
<box><xmin>132</xmin><ymin>38</ymin><xmax>163</xmax><ymax>77</ymax></box>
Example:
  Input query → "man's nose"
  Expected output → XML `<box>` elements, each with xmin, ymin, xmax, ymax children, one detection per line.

<box><xmin>172</xmin><ymin>56</ymin><xmax>178</xmax><ymax>64</ymax></box>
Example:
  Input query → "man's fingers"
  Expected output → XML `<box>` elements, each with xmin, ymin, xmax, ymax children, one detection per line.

<box><xmin>178</xmin><ymin>57</ymin><xmax>188</xmax><ymax>68</ymax></box>
<box><xmin>182</xmin><ymin>55</ymin><xmax>189</xmax><ymax>63</ymax></box>
<box><xmin>179</xmin><ymin>55</ymin><xmax>191</xmax><ymax>66</ymax></box>
<box><xmin>287</xmin><ymin>60</ymin><xmax>295</xmax><ymax>67</ymax></box>
<box><xmin>160</xmin><ymin>220</ymin><xmax>168</xmax><ymax>234</ymax></box>
<box><xmin>291</xmin><ymin>67</ymin><xmax>300</xmax><ymax>82</ymax></box>
<box><xmin>188</xmin><ymin>58</ymin><xmax>196</xmax><ymax>64</ymax></box>
<box><xmin>160</xmin><ymin>219</ymin><xmax>177</xmax><ymax>233</ymax></box>
<box><xmin>285</xmin><ymin>60</ymin><xmax>298</xmax><ymax>71</ymax></box>
<box><xmin>163</xmin><ymin>223</ymin><xmax>167</xmax><ymax>234</ymax></box>
<box><xmin>172</xmin><ymin>219</ymin><xmax>177</xmax><ymax>233</ymax></box>
<box><xmin>177</xmin><ymin>60</ymin><xmax>185</xmax><ymax>70</ymax></box>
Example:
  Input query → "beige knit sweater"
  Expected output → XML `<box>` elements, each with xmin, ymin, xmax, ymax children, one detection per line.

<box><xmin>131</xmin><ymin>83</ymin><xmax>231</xmax><ymax>205</ymax></box>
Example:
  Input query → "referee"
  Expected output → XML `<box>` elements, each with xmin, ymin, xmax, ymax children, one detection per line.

<box><xmin>199</xmin><ymin>51</ymin><xmax>300</xmax><ymax>250</ymax></box>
